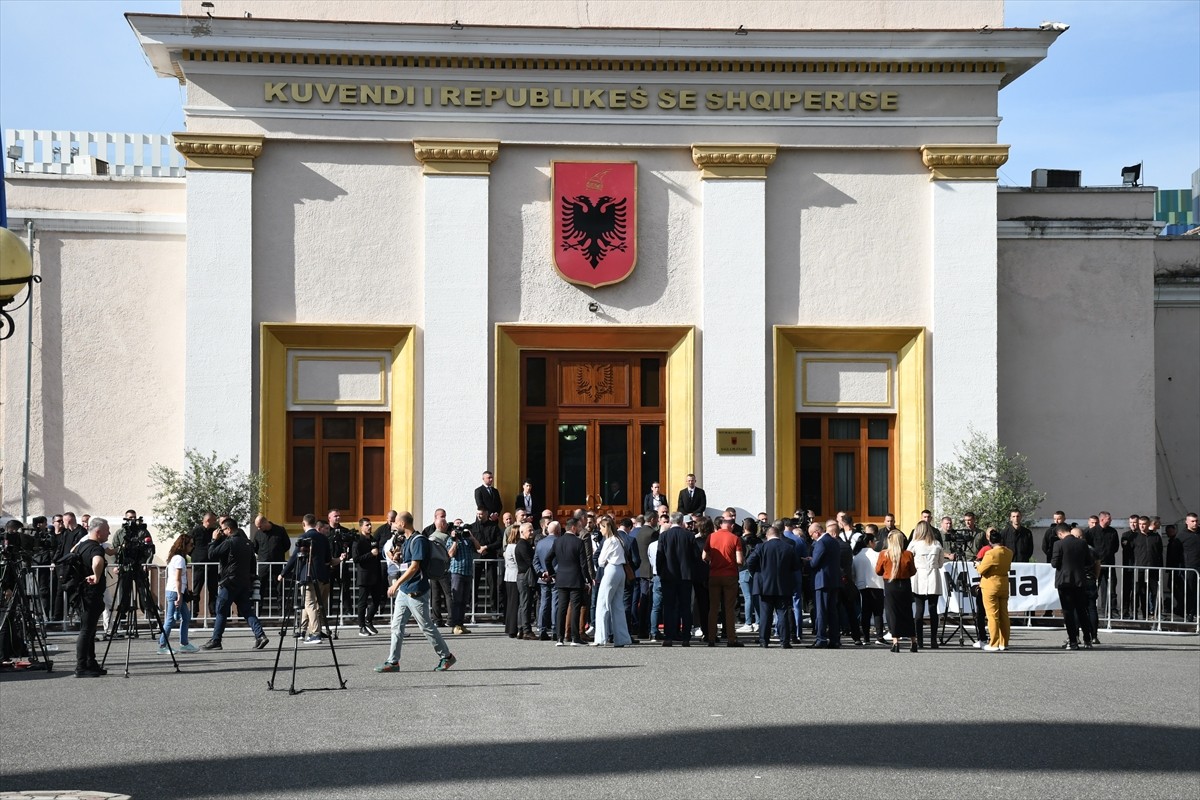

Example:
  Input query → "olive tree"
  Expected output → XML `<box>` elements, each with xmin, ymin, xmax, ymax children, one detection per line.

<box><xmin>927</xmin><ymin>429</ymin><xmax>1045</xmax><ymax>531</ymax></box>
<box><xmin>149</xmin><ymin>449</ymin><xmax>266</xmax><ymax>541</ymax></box>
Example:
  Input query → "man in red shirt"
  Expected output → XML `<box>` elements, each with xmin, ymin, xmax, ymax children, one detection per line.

<box><xmin>703</xmin><ymin>517</ymin><xmax>745</xmax><ymax>647</ymax></box>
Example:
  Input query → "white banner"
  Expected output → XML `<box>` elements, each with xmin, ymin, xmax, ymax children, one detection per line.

<box><xmin>939</xmin><ymin>561</ymin><xmax>1061</xmax><ymax>614</ymax></box>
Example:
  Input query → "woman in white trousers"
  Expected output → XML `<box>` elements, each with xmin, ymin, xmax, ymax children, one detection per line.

<box><xmin>593</xmin><ymin>517</ymin><xmax>633</xmax><ymax>647</ymax></box>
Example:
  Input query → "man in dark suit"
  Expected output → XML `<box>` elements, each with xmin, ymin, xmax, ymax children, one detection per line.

<box><xmin>1051</xmin><ymin>522</ymin><xmax>1091</xmax><ymax>649</ymax></box>
<box><xmin>546</xmin><ymin>516</ymin><xmax>590</xmax><ymax>646</ymax></box>
<box><xmin>513</xmin><ymin>481</ymin><xmax>538</xmax><ymax>518</ymax></box>
<box><xmin>655</xmin><ymin>512</ymin><xmax>699</xmax><ymax>646</ymax></box>
<box><xmin>634</xmin><ymin>515</ymin><xmax>659</xmax><ymax>638</ymax></box>
<box><xmin>643</xmin><ymin>482</ymin><xmax>668</xmax><ymax>516</ymax></box>
<box><xmin>474</xmin><ymin>471</ymin><xmax>503</xmax><ymax>517</ymax></box>
<box><xmin>676</xmin><ymin>474</ymin><xmax>707</xmax><ymax>516</ymax></box>
<box><xmin>809</xmin><ymin>519</ymin><xmax>842</xmax><ymax>648</ymax></box>
<box><xmin>1177</xmin><ymin>513</ymin><xmax>1200</xmax><ymax>621</ymax></box>
<box><xmin>745</xmin><ymin>521</ymin><xmax>797</xmax><ymax>648</ymax></box>
<box><xmin>1001</xmin><ymin>508</ymin><xmax>1034</xmax><ymax>563</ymax></box>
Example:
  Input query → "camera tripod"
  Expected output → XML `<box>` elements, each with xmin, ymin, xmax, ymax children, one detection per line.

<box><xmin>939</xmin><ymin>540</ymin><xmax>978</xmax><ymax>647</ymax></box>
<box><xmin>0</xmin><ymin>556</ymin><xmax>54</xmax><ymax>672</ymax></box>
<box><xmin>268</xmin><ymin>557</ymin><xmax>347</xmax><ymax>694</ymax></box>
<box><xmin>100</xmin><ymin>561</ymin><xmax>180</xmax><ymax>677</ymax></box>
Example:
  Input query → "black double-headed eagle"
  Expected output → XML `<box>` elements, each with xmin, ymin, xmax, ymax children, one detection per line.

<box><xmin>560</xmin><ymin>195</ymin><xmax>628</xmax><ymax>268</ymax></box>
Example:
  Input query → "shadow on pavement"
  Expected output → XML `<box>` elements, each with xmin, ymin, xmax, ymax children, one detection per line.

<box><xmin>6</xmin><ymin>720</ymin><xmax>1197</xmax><ymax>797</ymax></box>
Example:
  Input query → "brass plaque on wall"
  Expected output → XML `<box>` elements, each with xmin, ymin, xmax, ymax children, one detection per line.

<box><xmin>716</xmin><ymin>428</ymin><xmax>753</xmax><ymax>455</ymax></box>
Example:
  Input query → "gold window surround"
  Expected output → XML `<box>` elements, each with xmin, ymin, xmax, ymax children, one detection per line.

<box><xmin>413</xmin><ymin>139</ymin><xmax>500</xmax><ymax>176</ymax></box>
<box><xmin>920</xmin><ymin>144</ymin><xmax>1010</xmax><ymax>181</ymax></box>
<box><xmin>261</xmin><ymin>324</ymin><xmax>414</xmax><ymax>526</ymax></box>
<box><xmin>173</xmin><ymin>133</ymin><xmax>264</xmax><ymax>171</ymax></box>
<box><xmin>775</xmin><ymin>327</ymin><xmax>926</xmax><ymax>524</ymax></box>
<box><xmin>495</xmin><ymin>325</ymin><xmax>695</xmax><ymax>512</ymax></box>
<box><xmin>800</xmin><ymin>356</ymin><xmax>894</xmax><ymax>409</ymax></box>
<box><xmin>692</xmin><ymin>144</ymin><xmax>778</xmax><ymax>180</ymax></box>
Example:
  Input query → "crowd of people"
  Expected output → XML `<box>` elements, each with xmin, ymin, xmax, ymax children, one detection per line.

<box><xmin>6</xmin><ymin>470</ymin><xmax>1199</xmax><ymax>676</ymax></box>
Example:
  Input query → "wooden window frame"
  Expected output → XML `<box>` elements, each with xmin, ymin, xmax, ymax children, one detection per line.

<box><xmin>286</xmin><ymin>411</ymin><xmax>391</xmax><ymax>523</ymax></box>
<box><xmin>795</xmin><ymin>413</ymin><xmax>896</xmax><ymax>523</ymax></box>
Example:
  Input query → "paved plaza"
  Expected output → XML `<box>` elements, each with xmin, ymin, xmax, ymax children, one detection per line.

<box><xmin>2</xmin><ymin>625</ymin><xmax>1197</xmax><ymax>800</ymax></box>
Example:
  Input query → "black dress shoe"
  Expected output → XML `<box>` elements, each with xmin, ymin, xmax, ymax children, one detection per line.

<box><xmin>681</xmin><ymin>641</ymin><xmax>691</xmax><ymax>647</ymax></box>
<box><xmin>759</xmin><ymin>642</ymin><xmax>769</xmax><ymax>648</ymax></box>
<box><xmin>201</xmin><ymin>640</ymin><xmax>222</xmax><ymax>650</ymax></box>
<box><xmin>1061</xmin><ymin>641</ymin><xmax>1079</xmax><ymax>650</ymax></box>
<box><xmin>661</xmin><ymin>640</ymin><xmax>673</xmax><ymax>647</ymax></box>
<box><xmin>727</xmin><ymin>641</ymin><xmax>744</xmax><ymax>648</ymax></box>
<box><xmin>74</xmin><ymin>670</ymin><xmax>102</xmax><ymax>678</ymax></box>
<box><xmin>808</xmin><ymin>641</ymin><xmax>828</xmax><ymax>649</ymax></box>
<box><xmin>891</xmin><ymin>643</ymin><xmax>900</xmax><ymax>653</ymax></box>
<box><xmin>706</xmin><ymin>640</ymin><xmax>716</xmax><ymax>647</ymax></box>
<box><xmin>539</xmin><ymin>632</ymin><xmax>551</xmax><ymax>641</ymax></box>
<box><xmin>781</xmin><ymin>643</ymin><xmax>793</xmax><ymax>649</ymax></box>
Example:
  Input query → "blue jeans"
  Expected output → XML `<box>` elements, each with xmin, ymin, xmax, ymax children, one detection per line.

<box><xmin>211</xmin><ymin>585</ymin><xmax>265</xmax><ymax>642</ymax></box>
<box><xmin>791</xmin><ymin>588</ymin><xmax>805</xmax><ymax>639</ymax></box>
<box><xmin>160</xmin><ymin>590</ymin><xmax>191</xmax><ymax>646</ymax></box>
<box><xmin>386</xmin><ymin>587</ymin><xmax>451</xmax><ymax>664</ymax></box>
<box><xmin>738</xmin><ymin>569</ymin><xmax>757</xmax><ymax>625</ymax></box>
<box><xmin>537</xmin><ymin>582</ymin><xmax>558</xmax><ymax>636</ymax></box>
<box><xmin>650</xmin><ymin>576</ymin><xmax>663</xmax><ymax>637</ymax></box>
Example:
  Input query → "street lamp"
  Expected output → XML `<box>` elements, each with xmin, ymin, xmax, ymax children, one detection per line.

<box><xmin>0</xmin><ymin>225</ymin><xmax>38</xmax><ymax>341</ymax></box>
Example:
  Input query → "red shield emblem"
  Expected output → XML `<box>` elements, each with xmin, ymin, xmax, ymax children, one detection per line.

<box><xmin>552</xmin><ymin>161</ymin><xmax>637</xmax><ymax>288</ymax></box>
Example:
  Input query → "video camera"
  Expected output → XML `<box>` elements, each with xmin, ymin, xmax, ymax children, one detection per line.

<box><xmin>117</xmin><ymin>516</ymin><xmax>155</xmax><ymax>565</ymax></box>
<box><xmin>0</xmin><ymin>524</ymin><xmax>55</xmax><ymax>564</ymax></box>
<box><xmin>944</xmin><ymin>528</ymin><xmax>976</xmax><ymax>549</ymax></box>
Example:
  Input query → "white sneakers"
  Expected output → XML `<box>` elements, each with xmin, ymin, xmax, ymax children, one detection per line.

<box><xmin>972</xmin><ymin>640</ymin><xmax>984</xmax><ymax>649</ymax></box>
<box><xmin>983</xmin><ymin>644</ymin><xmax>1001</xmax><ymax>652</ymax></box>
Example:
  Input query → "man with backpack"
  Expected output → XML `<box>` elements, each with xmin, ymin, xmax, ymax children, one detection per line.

<box><xmin>375</xmin><ymin>526</ymin><xmax>455</xmax><ymax>673</ymax></box>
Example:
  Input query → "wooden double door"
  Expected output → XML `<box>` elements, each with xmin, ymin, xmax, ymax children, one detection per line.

<box><xmin>520</xmin><ymin>351</ymin><xmax>666</xmax><ymax>519</ymax></box>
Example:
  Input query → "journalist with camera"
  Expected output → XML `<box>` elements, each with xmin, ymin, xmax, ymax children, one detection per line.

<box><xmin>280</xmin><ymin>514</ymin><xmax>333</xmax><ymax>644</ymax></box>
<box><xmin>201</xmin><ymin>518</ymin><xmax>269</xmax><ymax>651</ymax></box>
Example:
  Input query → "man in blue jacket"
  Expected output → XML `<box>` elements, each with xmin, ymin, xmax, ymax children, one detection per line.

<box><xmin>809</xmin><ymin>519</ymin><xmax>842</xmax><ymax>648</ymax></box>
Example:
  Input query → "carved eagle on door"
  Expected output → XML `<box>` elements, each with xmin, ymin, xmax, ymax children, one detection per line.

<box><xmin>560</xmin><ymin>195</ymin><xmax>628</xmax><ymax>269</ymax></box>
<box><xmin>575</xmin><ymin>363</ymin><xmax>615</xmax><ymax>403</ymax></box>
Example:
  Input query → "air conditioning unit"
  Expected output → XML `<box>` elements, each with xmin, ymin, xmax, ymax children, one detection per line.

<box><xmin>1031</xmin><ymin>169</ymin><xmax>1081</xmax><ymax>188</ymax></box>
<box><xmin>69</xmin><ymin>156</ymin><xmax>110</xmax><ymax>176</ymax></box>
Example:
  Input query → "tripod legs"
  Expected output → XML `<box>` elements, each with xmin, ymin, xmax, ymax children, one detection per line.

<box><xmin>268</xmin><ymin>579</ymin><xmax>346</xmax><ymax>694</ymax></box>
<box><xmin>100</xmin><ymin>566</ymin><xmax>181</xmax><ymax>676</ymax></box>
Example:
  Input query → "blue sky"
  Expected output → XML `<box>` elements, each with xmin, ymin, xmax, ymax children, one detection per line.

<box><xmin>1</xmin><ymin>0</ymin><xmax>1198</xmax><ymax>188</ymax></box>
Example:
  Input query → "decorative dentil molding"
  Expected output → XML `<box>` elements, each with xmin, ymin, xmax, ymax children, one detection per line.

<box><xmin>173</xmin><ymin>133</ymin><xmax>264</xmax><ymax>171</ymax></box>
<box><xmin>412</xmin><ymin>139</ymin><xmax>501</xmax><ymax>176</ymax></box>
<box><xmin>920</xmin><ymin>144</ymin><xmax>1009</xmax><ymax>181</ymax></box>
<box><xmin>691</xmin><ymin>144</ymin><xmax>778</xmax><ymax>180</ymax></box>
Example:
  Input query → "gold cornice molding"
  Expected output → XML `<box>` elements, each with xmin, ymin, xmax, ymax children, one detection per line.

<box><xmin>691</xmin><ymin>144</ymin><xmax>778</xmax><ymax>180</ymax></box>
<box><xmin>173</xmin><ymin>133</ymin><xmax>264</xmax><ymax>171</ymax></box>
<box><xmin>181</xmin><ymin>49</ymin><xmax>1006</xmax><ymax>76</ymax></box>
<box><xmin>920</xmin><ymin>144</ymin><xmax>1010</xmax><ymax>181</ymax></box>
<box><xmin>413</xmin><ymin>139</ymin><xmax>500</xmax><ymax>176</ymax></box>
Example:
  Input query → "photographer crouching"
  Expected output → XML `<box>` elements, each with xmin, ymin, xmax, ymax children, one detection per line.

<box><xmin>201</xmin><ymin>518</ymin><xmax>269</xmax><ymax>651</ymax></box>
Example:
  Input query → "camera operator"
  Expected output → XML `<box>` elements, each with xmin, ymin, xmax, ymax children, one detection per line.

<box><xmin>106</xmin><ymin>510</ymin><xmax>155</xmax><ymax>634</ymax></box>
<box><xmin>280</xmin><ymin>514</ymin><xmax>333</xmax><ymax>643</ymax></box>
<box><xmin>189</xmin><ymin>512</ymin><xmax>219</xmax><ymax>618</ymax></box>
<box><xmin>74</xmin><ymin>517</ymin><xmax>111</xmax><ymax>677</ymax></box>
<box><xmin>448</xmin><ymin>522</ymin><xmax>482</xmax><ymax>635</ymax></box>
<box><xmin>201</xmin><ymin>518</ymin><xmax>268</xmax><ymax>651</ymax></box>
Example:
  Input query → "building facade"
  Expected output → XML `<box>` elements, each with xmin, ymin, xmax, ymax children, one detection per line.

<box><xmin>2</xmin><ymin>1</ymin><xmax>1197</xmax><ymax>530</ymax></box>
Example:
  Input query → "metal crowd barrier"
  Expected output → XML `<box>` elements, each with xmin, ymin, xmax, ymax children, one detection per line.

<box><xmin>17</xmin><ymin>558</ymin><xmax>509</xmax><ymax>633</ymax></box>
<box><xmin>1096</xmin><ymin>565</ymin><xmax>1200</xmax><ymax>634</ymax></box>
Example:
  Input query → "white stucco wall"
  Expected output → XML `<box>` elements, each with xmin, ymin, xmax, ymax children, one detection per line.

<box><xmin>767</xmin><ymin>149</ymin><xmax>931</xmax><ymax>327</ymax></box>
<box><xmin>180</xmin><ymin>0</ymin><xmax>1004</xmax><ymax>30</ymax></box>
<box><xmin>251</xmin><ymin>140</ymin><xmax>424</xmax><ymax>326</ymax></box>
<box><xmin>997</xmin><ymin>235</ymin><xmax>1157</xmax><ymax>517</ymax></box>
<box><xmin>1155</xmin><ymin>302</ymin><xmax>1200</xmax><ymax>523</ymax></box>
<box><xmin>0</xmin><ymin>225</ymin><xmax>185</xmax><ymax>519</ymax></box>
